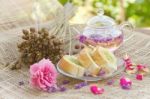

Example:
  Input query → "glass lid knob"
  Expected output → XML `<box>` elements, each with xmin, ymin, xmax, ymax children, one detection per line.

<box><xmin>97</xmin><ymin>9</ymin><xmax>104</xmax><ymax>16</ymax></box>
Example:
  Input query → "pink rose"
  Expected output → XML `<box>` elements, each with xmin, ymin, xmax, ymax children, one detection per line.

<box><xmin>30</xmin><ymin>58</ymin><xmax>58</xmax><ymax>91</ymax></box>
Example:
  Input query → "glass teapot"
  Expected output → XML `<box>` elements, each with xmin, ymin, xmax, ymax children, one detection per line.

<box><xmin>78</xmin><ymin>9</ymin><xmax>133</xmax><ymax>51</ymax></box>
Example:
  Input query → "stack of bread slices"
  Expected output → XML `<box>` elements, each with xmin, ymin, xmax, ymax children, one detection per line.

<box><xmin>58</xmin><ymin>46</ymin><xmax>117</xmax><ymax>77</ymax></box>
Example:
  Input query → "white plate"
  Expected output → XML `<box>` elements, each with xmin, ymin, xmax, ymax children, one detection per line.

<box><xmin>56</xmin><ymin>58</ymin><xmax>125</xmax><ymax>81</ymax></box>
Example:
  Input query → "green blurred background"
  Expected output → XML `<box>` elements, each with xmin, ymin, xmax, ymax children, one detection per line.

<box><xmin>58</xmin><ymin>0</ymin><xmax>150</xmax><ymax>27</ymax></box>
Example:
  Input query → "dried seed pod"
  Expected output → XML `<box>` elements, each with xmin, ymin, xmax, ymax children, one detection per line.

<box><xmin>22</xmin><ymin>35</ymin><xmax>29</xmax><ymax>40</ymax></box>
<box><xmin>50</xmin><ymin>35</ymin><xmax>55</xmax><ymax>39</ymax></box>
<box><xmin>30</xmin><ymin>27</ymin><xmax>36</xmax><ymax>33</ymax></box>
<box><xmin>12</xmin><ymin>27</ymin><xmax>65</xmax><ymax>69</ymax></box>
<box><xmin>38</xmin><ymin>31</ymin><xmax>42</xmax><ymax>34</ymax></box>
<box><xmin>22</xmin><ymin>29</ymin><xmax>29</xmax><ymax>35</ymax></box>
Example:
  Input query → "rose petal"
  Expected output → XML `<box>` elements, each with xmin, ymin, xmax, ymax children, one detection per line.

<box><xmin>120</xmin><ymin>77</ymin><xmax>132</xmax><ymax>90</ymax></box>
<box><xmin>126</xmin><ymin>65</ymin><xmax>135</xmax><ymax>70</ymax></box>
<box><xmin>30</xmin><ymin>63</ymin><xmax>39</xmax><ymax>74</ymax></box>
<box><xmin>137</xmin><ymin>64</ymin><xmax>146</xmax><ymax>71</ymax></box>
<box><xmin>136</xmin><ymin>74</ymin><xmax>143</xmax><ymax>80</ymax></box>
<box><xmin>123</xmin><ymin>54</ymin><xmax>135</xmax><ymax>70</ymax></box>
<box><xmin>90</xmin><ymin>85</ymin><xmax>104</xmax><ymax>95</ymax></box>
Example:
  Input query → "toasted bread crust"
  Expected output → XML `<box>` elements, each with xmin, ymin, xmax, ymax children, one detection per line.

<box><xmin>78</xmin><ymin>47</ymin><xmax>100</xmax><ymax>75</ymax></box>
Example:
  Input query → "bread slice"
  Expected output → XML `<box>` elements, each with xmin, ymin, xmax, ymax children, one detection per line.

<box><xmin>58</xmin><ymin>55</ymin><xmax>85</xmax><ymax>77</ymax></box>
<box><xmin>77</xmin><ymin>47</ymin><xmax>101</xmax><ymax>75</ymax></box>
<box><xmin>92</xmin><ymin>47</ymin><xmax>117</xmax><ymax>73</ymax></box>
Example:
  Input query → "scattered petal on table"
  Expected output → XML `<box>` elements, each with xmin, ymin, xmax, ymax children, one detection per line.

<box><xmin>80</xmin><ymin>82</ymin><xmax>88</xmax><ymax>87</ymax></box>
<box><xmin>136</xmin><ymin>74</ymin><xmax>143</xmax><ymax>80</ymax></box>
<box><xmin>120</xmin><ymin>76</ymin><xmax>132</xmax><ymax>90</ymax></box>
<box><xmin>59</xmin><ymin>85</ymin><xmax>67</xmax><ymax>92</ymax></box>
<box><xmin>74</xmin><ymin>82</ymin><xmax>88</xmax><ymax>89</ymax></box>
<box><xmin>137</xmin><ymin>64</ymin><xmax>146</xmax><ymax>71</ymax></box>
<box><xmin>74</xmin><ymin>84</ymin><xmax>82</xmax><ymax>89</ymax></box>
<box><xmin>90</xmin><ymin>85</ymin><xmax>104</xmax><ymax>95</ymax></box>
<box><xmin>123</xmin><ymin>54</ymin><xmax>133</xmax><ymax>68</ymax></box>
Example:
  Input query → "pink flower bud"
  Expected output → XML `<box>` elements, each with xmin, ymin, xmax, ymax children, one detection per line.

<box><xmin>136</xmin><ymin>74</ymin><xmax>143</xmax><ymax>80</ymax></box>
<box><xmin>120</xmin><ymin>76</ymin><xmax>132</xmax><ymax>90</ymax></box>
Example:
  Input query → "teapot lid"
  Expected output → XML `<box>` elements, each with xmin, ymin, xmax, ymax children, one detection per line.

<box><xmin>87</xmin><ymin>9</ymin><xmax>116</xmax><ymax>28</ymax></box>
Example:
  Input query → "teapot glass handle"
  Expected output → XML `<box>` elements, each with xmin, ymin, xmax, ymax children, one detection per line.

<box><xmin>119</xmin><ymin>22</ymin><xmax>134</xmax><ymax>33</ymax></box>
